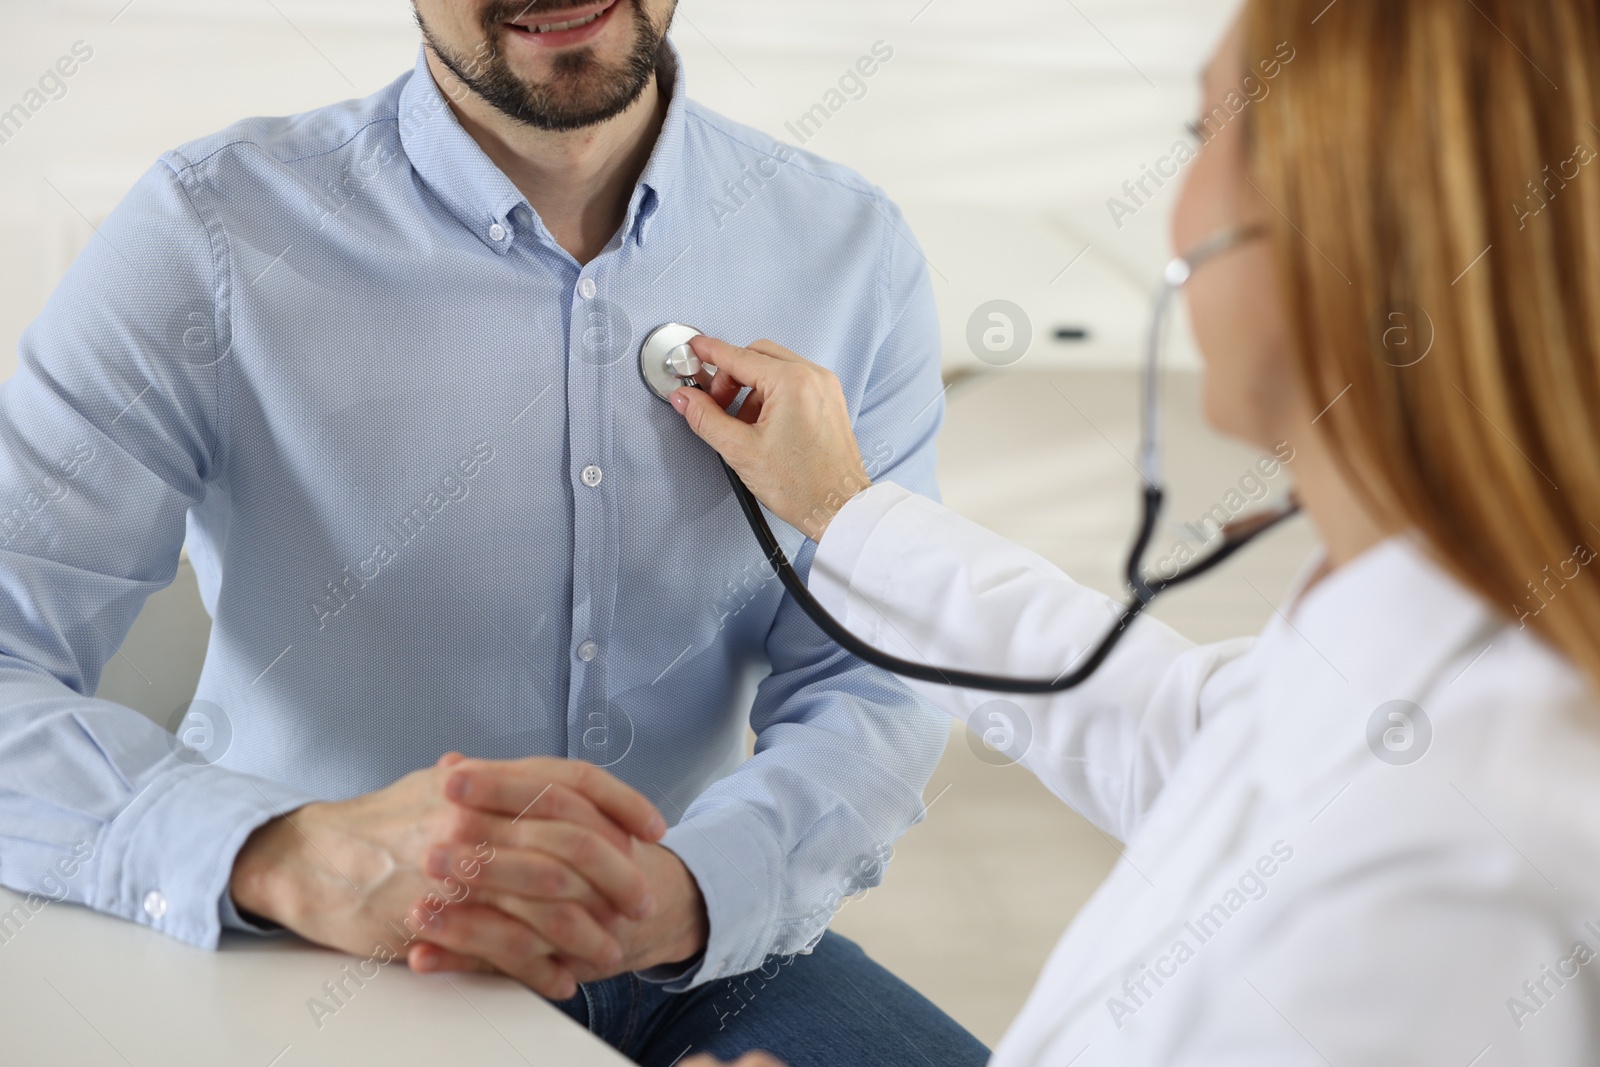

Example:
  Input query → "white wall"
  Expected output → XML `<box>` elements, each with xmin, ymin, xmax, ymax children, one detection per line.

<box><xmin>1</xmin><ymin>0</ymin><xmax>1239</xmax><ymax>376</ymax></box>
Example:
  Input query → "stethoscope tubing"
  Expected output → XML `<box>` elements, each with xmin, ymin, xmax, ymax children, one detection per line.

<box><xmin>682</xmin><ymin>223</ymin><xmax>1298</xmax><ymax>695</ymax></box>
<box><xmin>721</xmin><ymin>458</ymin><xmax>1296</xmax><ymax>694</ymax></box>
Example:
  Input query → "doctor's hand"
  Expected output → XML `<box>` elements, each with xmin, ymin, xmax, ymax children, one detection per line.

<box><xmin>228</xmin><ymin>754</ymin><xmax>668</xmax><ymax>1000</ymax></box>
<box><xmin>671</xmin><ymin>336</ymin><xmax>872</xmax><ymax>541</ymax></box>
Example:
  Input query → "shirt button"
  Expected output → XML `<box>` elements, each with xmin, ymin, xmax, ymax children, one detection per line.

<box><xmin>578</xmin><ymin>277</ymin><xmax>598</xmax><ymax>300</ymax></box>
<box><xmin>489</xmin><ymin>222</ymin><xmax>507</xmax><ymax>242</ymax></box>
<box><xmin>576</xmin><ymin>640</ymin><xmax>599</xmax><ymax>662</ymax></box>
<box><xmin>580</xmin><ymin>464</ymin><xmax>603</xmax><ymax>488</ymax></box>
<box><xmin>143</xmin><ymin>890</ymin><xmax>168</xmax><ymax>920</ymax></box>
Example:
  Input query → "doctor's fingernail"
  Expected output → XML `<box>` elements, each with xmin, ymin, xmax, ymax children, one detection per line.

<box><xmin>444</xmin><ymin>774</ymin><xmax>471</xmax><ymax>801</ymax></box>
<box><xmin>670</xmin><ymin>392</ymin><xmax>688</xmax><ymax>413</ymax></box>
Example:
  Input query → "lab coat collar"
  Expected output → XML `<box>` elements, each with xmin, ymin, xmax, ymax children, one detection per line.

<box><xmin>397</xmin><ymin>40</ymin><xmax>688</xmax><ymax>256</ymax></box>
<box><xmin>1276</xmin><ymin>533</ymin><xmax>1505</xmax><ymax>708</ymax></box>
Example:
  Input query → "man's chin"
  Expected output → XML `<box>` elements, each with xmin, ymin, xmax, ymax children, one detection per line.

<box><xmin>424</xmin><ymin>0</ymin><xmax>665</xmax><ymax>133</ymax></box>
<box><xmin>509</xmin><ymin>61</ymin><xmax>655</xmax><ymax>130</ymax></box>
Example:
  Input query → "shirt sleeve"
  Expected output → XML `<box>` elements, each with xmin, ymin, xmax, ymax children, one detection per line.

<box><xmin>653</xmin><ymin>194</ymin><xmax>951</xmax><ymax>987</ymax></box>
<box><xmin>809</xmin><ymin>481</ymin><xmax>1255</xmax><ymax>842</ymax></box>
<box><xmin>0</xmin><ymin>156</ymin><xmax>316</xmax><ymax>949</ymax></box>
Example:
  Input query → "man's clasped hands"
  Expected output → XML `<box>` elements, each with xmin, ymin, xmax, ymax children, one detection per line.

<box><xmin>228</xmin><ymin>753</ymin><xmax>710</xmax><ymax>1001</ymax></box>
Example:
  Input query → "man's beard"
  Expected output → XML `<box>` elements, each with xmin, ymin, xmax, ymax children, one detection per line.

<box><xmin>417</xmin><ymin>0</ymin><xmax>671</xmax><ymax>133</ymax></box>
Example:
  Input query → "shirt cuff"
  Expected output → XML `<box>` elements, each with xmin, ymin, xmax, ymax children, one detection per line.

<box><xmin>91</xmin><ymin>762</ymin><xmax>317</xmax><ymax>949</ymax></box>
<box><xmin>634</xmin><ymin>948</ymin><xmax>706</xmax><ymax>987</ymax></box>
<box><xmin>218</xmin><ymin>888</ymin><xmax>286</xmax><ymax>936</ymax></box>
<box><xmin>650</xmin><ymin>805</ymin><xmax>781</xmax><ymax>989</ymax></box>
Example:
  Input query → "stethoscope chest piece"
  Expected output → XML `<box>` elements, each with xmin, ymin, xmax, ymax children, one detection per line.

<box><xmin>639</xmin><ymin>323</ymin><xmax>706</xmax><ymax>401</ymax></box>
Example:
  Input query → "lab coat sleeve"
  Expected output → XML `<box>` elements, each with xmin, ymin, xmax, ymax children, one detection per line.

<box><xmin>656</xmin><ymin>195</ymin><xmax>950</xmax><ymax>986</ymax></box>
<box><xmin>811</xmin><ymin>481</ymin><xmax>1255</xmax><ymax>840</ymax></box>
<box><xmin>0</xmin><ymin>158</ymin><xmax>316</xmax><ymax>948</ymax></box>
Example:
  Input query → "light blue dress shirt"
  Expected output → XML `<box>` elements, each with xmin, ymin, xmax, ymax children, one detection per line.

<box><xmin>0</xmin><ymin>45</ymin><xmax>948</xmax><ymax>987</ymax></box>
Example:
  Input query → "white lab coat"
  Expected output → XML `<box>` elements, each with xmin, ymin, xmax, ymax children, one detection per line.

<box><xmin>810</xmin><ymin>483</ymin><xmax>1600</xmax><ymax>1066</ymax></box>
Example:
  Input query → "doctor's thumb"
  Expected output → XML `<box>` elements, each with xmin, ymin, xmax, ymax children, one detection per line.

<box><xmin>672</xmin><ymin>387</ymin><xmax>753</xmax><ymax>462</ymax></box>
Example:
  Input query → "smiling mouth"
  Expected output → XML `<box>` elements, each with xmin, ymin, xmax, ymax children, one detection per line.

<box><xmin>519</xmin><ymin>11</ymin><xmax>599</xmax><ymax>32</ymax></box>
<box><xmin>506</xmin><ymin>0</ymin><xmax>615</xmax><ymax>34</ymax></box>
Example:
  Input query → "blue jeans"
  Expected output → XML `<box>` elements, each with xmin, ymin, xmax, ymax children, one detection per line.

<box><xmin>552</xmin><ymin>932</ymin><xmax>990</xmax><ymax>1066</ymax></box>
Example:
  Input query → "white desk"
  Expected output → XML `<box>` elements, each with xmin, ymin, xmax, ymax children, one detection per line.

<box><xmin>0</xmin><ymin>888</ymin><xmax>628</xmax><ymax>1066</ymax></box>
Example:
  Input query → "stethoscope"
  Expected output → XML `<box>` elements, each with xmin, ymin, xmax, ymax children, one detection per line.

<box><xmin>637</xmin><ymin>226</ymin><xmax>1300</xmax><ymax>694</ymax></box>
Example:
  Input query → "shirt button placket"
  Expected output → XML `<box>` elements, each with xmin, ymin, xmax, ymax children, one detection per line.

<box><xmin>567</xmin><ymin>268</ymin><xmax>613</xmax><ymax>761</ymax></box>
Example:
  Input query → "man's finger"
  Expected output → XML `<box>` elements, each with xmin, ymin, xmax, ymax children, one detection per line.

<box><xmin>407</xmin><ymin>942</ymin><xmax>495</xmax><ymax>976</ymax></box>
<box><xmin>441</xmin><ymin>781</ymin><xmax>631</xmax><ymax>855</ymax></box>
<box><xmin>412</xmin><ymin>901</ymin><xmax>587</xmax><ymax>999</ymax></box>
<box><xmin>420</xmin><ymin>898</ymin><xmax>623</xmax><ymax>975</ymax></box>
<box><xmin>444</xmin><ymin>808</ymin><xmax>654</xmax><ymax>920</ymax></box>
<box><xmin>428</xmin><ymin>842</ymin><xmax>625</xmax><ymax>919</ymax></box>
<box><xmin>444</xmin><ymin>758</ymin><xmax>666</xmax><ymax>843</ymax></box>
<box><xmin>491</xmin><ymin>897</ymin><xmax>624</xmax><ymax>967</ymax></box>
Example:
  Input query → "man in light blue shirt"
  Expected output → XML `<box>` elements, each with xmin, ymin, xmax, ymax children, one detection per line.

<box><xmin>0</xmin><ymin>1</ymin><xmax>988</xmax><ymax>1063</ymax></box>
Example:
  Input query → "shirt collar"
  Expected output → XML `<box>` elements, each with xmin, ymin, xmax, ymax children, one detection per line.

<box><xmin>624</xmin><ymin>43</ymin><xmax>686</xmax><ymax>246</ymax></box>
<box><xmin>396</xmin><ymin>41</ymin><xmax>689</xmax><ymax>256</ymax></box>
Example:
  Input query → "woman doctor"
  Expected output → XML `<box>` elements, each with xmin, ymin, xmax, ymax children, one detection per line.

<box><xmin>675</xmin><ymin>1</ymin><xmax>1600</xmax><ymax>1064</ymax></box>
